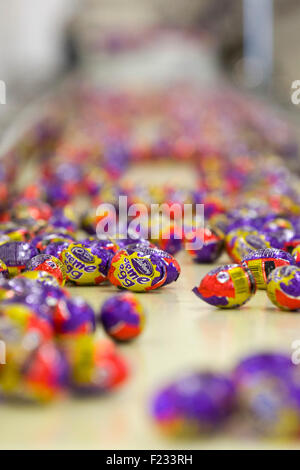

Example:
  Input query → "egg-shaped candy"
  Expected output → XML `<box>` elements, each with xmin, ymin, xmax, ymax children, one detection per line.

<box><xmin>11</xmin><ymin>199</ymin><xmax>52</xmax><ymax>223</ymax></box>
<box><xmin>242</xmin><ymin>248</ymin><xmax>295</xmax><ymax>289</ymax></box>
<box><xmin>53</xmin><ymin>296</ymin><xmax>96</xmax><ymax>336</ymax></box>
<box><xmin>229</xmin><ymin>233</ymin><xmax>270</xmax><ymax>264</ymax></box>
<box><xmin>209</xmin><ymin>213</ymin><xmax>228</xmax><ymax>236</ymax></box>
<box><xmin>263</xmin><ymin>217</ymin><xmax>293</xmax><ymax>232</ymax></box>
<box><xmin>0</xmin><ymin>242</ymin><xmax>38</xmax><ymax>276</ymax></box>
<box><xmin>0</xmin><ymin>278</ymin><xmax>10</xmax><ymax>301</ymax></box>
<box><xmin>151</xmin><ymin>372</ymin><xmax>236</xmax><ymax>435</ymax></box>
<box><xmin>225</xmin><ymin>227</ymin><xmax>259</xmax><ymax>263</ymax></box>
<box><xmin>0</xmin><ymin>302</ymin><xmax>53</xmax><ymax>341</ymax></box>
<box><xmin>266</xmin><ymin>265</ymin><xmax>300</xmax><ymax>311</ymax></box>
<box><xmin>62</xmin><ymin>336</ymin><xmax>129</xmax><ymax>394</ymax></box>
<box><xmin>0</xmin><ymin>224</ymin><xmax>29</xmax><ymax>242</ymax></box>
<box><xmin>82</xmin><ymin>237</ymin><xmax>118</xmax><ymax>255</ymax></box>
<box><xmin>3</xmin><ymin>277</ymin><xmax>69</xmax><ymax>325</ymax></box>
<box><xmin>193</xmin><ymin>264</ymin><xmax>256</xmax><ymax>308</ymax></box>
<box><xmin>156</xmin><ymin>223</ymin><xmax>183</xmax><ymax>255</ymax></box>
<box><xmin>25</xmin><ymin>253</ymin><xmax>66</xmax><ymax>286</ymax></box>
<box><xmin>108</xmin><ymin>247</ymin><xmax>170</xmax><ymax>292</ymax></box>
<box><xmin>0</xmin><ymin>340</ymin><xmax>69</xmax><ymax>403</ymax></box>
<box><xmin>32</xmin><ymin>231</ymin><xmax>74</xmax><ymax>252</ymax></box>
<box><xmin>0</xmin><ymin>309</ymin><xmax>68</xmax><ymax>403</ymax></box>
<box><xmin>185</xmin><ymin>227</ymin><xmax>224</xmax><ymax>263</ymax></box>
<box><xmin>128</xmin><ymin>246</ymin><xmax>181</xmax><ymax>287</ymax></box>
<box><xmin>263</xmin><ymin>228</ymin><xmax>294</xmax><ymax>250</ymax></box>
<box><xmin>61</xmin><ymin>241</ymin><xmax>112</xmax><ymax>285</ymax></box>
<box><xmin>233</xmin><ymin>352</ymin><xmax>300</xmax><ymax>437</ymax></box>
<box><xmin>22</xmin><ymin>341</ymin><xmax>69</xmax><ymax>402</ymax></box>
<box><xmin>44</xmin><ymin>241</ymin><xmax>70</xmax><ymax>258</ymax></box>
<box><xmin>100</xmin><ymin>293</ymin><xmax>145</xmax><ymax>341</ymax></box>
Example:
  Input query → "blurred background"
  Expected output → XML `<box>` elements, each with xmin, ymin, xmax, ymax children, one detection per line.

<box><xmin>0</xmin><ymin>0</ymin><xmax>300</xmax><ymax>136</ymax></box>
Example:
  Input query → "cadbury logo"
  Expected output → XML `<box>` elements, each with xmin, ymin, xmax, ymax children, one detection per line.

<box><xmin>131</xmin><ymin>257</ymin><xmax>153</xmax><ymax>276</ymax></box>
<box><xmin>71</xmin><ymin>246</ymin><xmax>95</xmax><ymax>264</ymax></box>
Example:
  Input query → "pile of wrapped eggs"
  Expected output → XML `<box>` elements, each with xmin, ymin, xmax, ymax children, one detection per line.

<box><xmin>0</xmin><ymin>79</ymin><xmax>299</xmax><ymax>420</ymax></box>
<box><xmin>0</xmin><ymin>269</ymin><xmax>148</xmax><ymax>402</ymax></box>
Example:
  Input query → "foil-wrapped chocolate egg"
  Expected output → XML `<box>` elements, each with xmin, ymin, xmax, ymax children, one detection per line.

<box><xmin>267</xmin><ymin>265</ymin><xmax>300</xmax><ymax>311</ymax></box>
<box><xmin>193</xmin><ymin>264</ymin><xmax>256</xmax><ymax>308</ymax></box>
<box><xmin>100</xmin><ymin>293</ymin><xmax>145</xmax><ymax>341</ymax></box>
<box><xmin>61</xmin><ymin>241</ymin><xmax>112</xmax><ymax>285</ymax></box>
<box><xmin>151</xmin><ymin>372</ymin><xmax>236</xmax><ymax>435</ymax></box>
<box><xmin>242</xmin><ymin>248</ymin><xmax>295</xmax><ymax>289</ymax></box>
<box><xmin>108</xmin><ymin>244</ymin><xmax>180</xmax><ymax>292</ymax></box>
<box><xmin>25</xmin><ymin>253</ymin><xmax>67</xmax><ymax>286</ymax></box>
<box><xmin>0</xmin><ymin>242</ymin><xmax>38</xmax><ymax>276</ymax></box>
<box><xmin>185</xmin><ymin>227</ymin><xmax>224</xmax><ymax>263</ymax></box>
<box><xmin>233</xmin><ymin>352</ymin><xmax>300</xmax><ymax>437</ymax></box>
<box><xmin>61</xmin><ymin>336</ymin><xmax>129</xmax><ymax>394</ymax></box>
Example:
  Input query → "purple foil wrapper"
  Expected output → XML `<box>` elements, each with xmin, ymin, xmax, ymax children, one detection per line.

<box><xmin>25</xmin><ymin>253</ymin><xmax>53</xmax><ymax>270</ymax></box>
<box><xmin>82</xmin><ymin>237</ymin><xmax>117</xmax><ymax>255</ymax></box>
<box><xmin>233</xmin><ymin>352</ymin><xmax>294</xmax><ymax>383</ymax></box>
<box><xmin>3</xmin><ymin>278</ymin><xmax>67</xmax><ymax>323</ymax></box>
<box><xmin>268</xmin><ymin>265</ymin><xmax>300</xmax><ymax>298</ymax></box>
<box><xmin>70</xmin><ymin>240</ymin><xmax>114</xmax><ymax>277</ymax></box>
<box><xmin>192</xmin><ymin>239</ymin><xmax>223</xmax><ymax>263</ymax></box>
<box><xmin>0</xmin><ymin>242</ymin><xmax>38</xmax><ymax>268</ymax></box>
<box><xmin>44</xmin><ymin>241</ymin><xmax>70</xmax><ymax>257</ymax></box>
<box><xmin>151</xmin><ymin>372</ymin><xmax>236</xmax><ymax>432</ymax></box>
<box><xmin>127</xmin><ymin>246</ymin><xmax>180</xmax><ymax>287</ymax></box>
<box><xmin>49</xmin><ymin>213</ymin><xmax>77</xmax><ymax>232</ymax></box>
<box><xmin>57</xmin><ymin>297</ymin><xmax>96</xmax><ymax>334</ymax></box>
<box><xmin>232</xmin><ymin>352</ymin><xmax>300</xmax><ymax>435</ymax></box>
<box><xmin>100</xmin><ymin>294</ymin><xmax>141</xmax><ymax>332</ymax></box>
<box><xmin>242</xmin><ymin>247</ymin><xmax>296</xmax><ymax>264</ymax></box>
<box><xmin>263</xmin><ymin>228</ymin><xmax>294</xmax><ymax>250</ymax></box>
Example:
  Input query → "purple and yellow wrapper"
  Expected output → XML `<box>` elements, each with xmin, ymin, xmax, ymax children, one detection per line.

<box><xmin>242</xmin><ymin>248</ymin><xmax>295</xmax><ymax>289</ymax></box>
<box><xmin>267</xmin><ymin>265</ymin><xmax>300</xmax><ymax>311</ymax></box>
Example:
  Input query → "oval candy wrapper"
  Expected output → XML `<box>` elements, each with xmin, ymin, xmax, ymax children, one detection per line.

<box><xmin>26</xmin><ymin>253</ymin><xmax>67</xmax><ymax>286</ymax></box>
<box><xmin>108</xmin><ymin>247</ymin><xmax>178</xmax><ymax>292</ymax></box>
<box><xmin>242</xmin><ymin>248</ymin><xmax>295</xmax><ymax>290</ymax></box>
<box><xmin>151</xmin><ymin>372</ymin><xmax>236</xmax><ymax>435</ymax></box>
<box><xmin>0</xmin><ymin>242</ymin><xmax>38</xmax><ymax>276</ymax></box>
<box><xmin>61</xmin><ymin>241</ymin><xmax>112</xmax><ymax>285</ymax></box>
<box><xmin>267</xmin><ymin>265</ymin><xmax>300</xmax><ymax>311</ymax></box>
<box><xmin>100</xmin><ymin>293</ymin><xmax>145</xmax><ymax>341</ymax></box>
<box><xmin>193</xmin><ymin>264</ymin><xmax>256</xmax><ymax>308</ymax></box>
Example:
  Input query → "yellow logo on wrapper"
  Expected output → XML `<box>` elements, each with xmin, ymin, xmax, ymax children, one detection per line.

<box><xmin>108</xmin><ymin>250</ymin><xmax>165</xmax><ymax>292</ymax></box>
<box><xmin>61</xmin><ymin>243</ymin><xmax>106</xmax><ymax>285</ymax></box>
